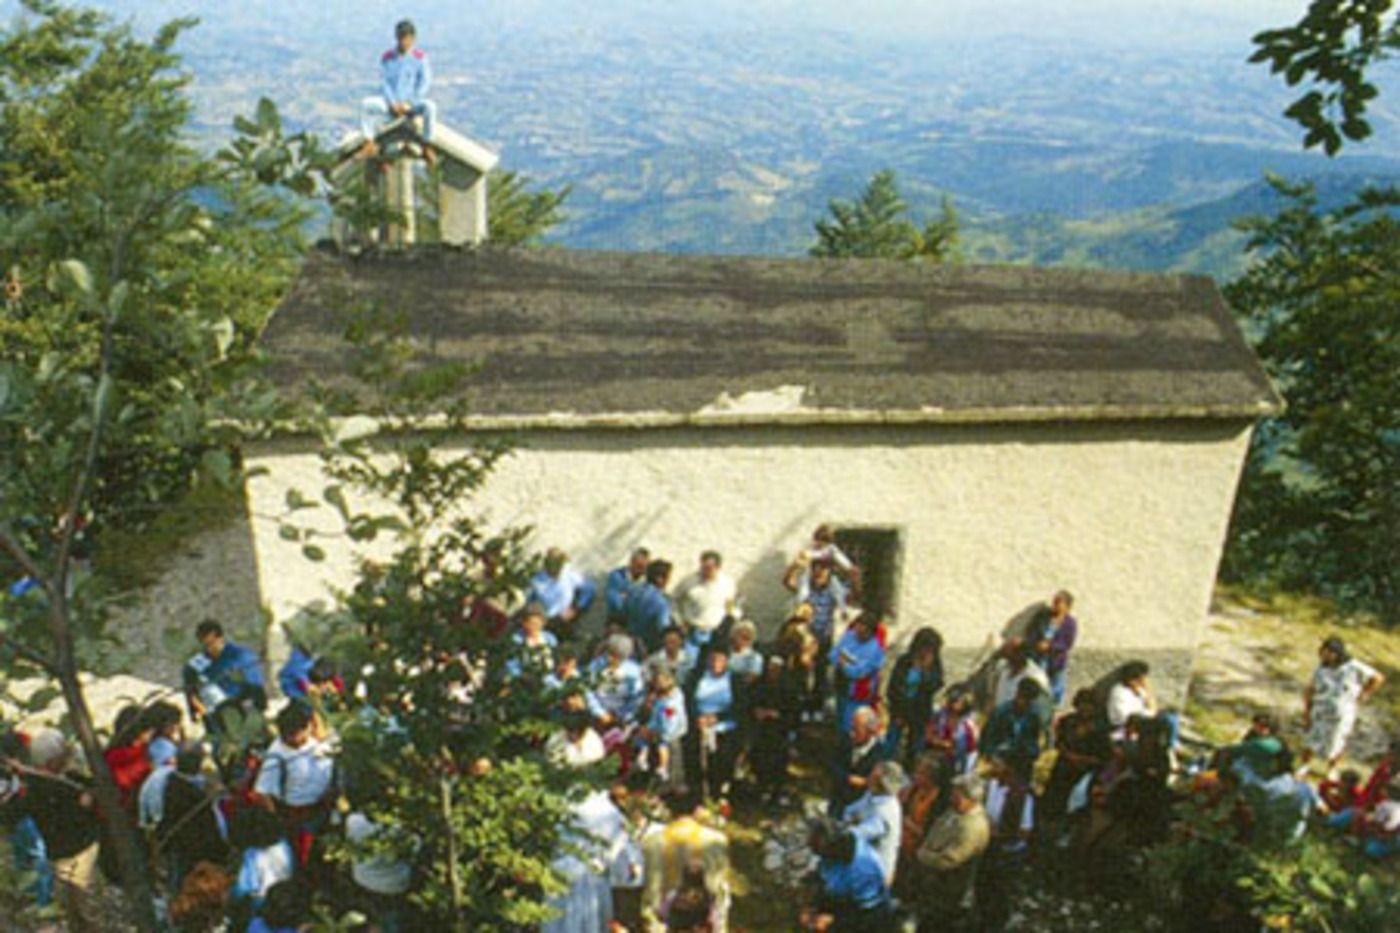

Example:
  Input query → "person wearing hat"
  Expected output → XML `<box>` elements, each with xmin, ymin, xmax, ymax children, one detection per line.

<box><xmin>359</xmin><ymin>19</ymin><xmax>437</xmax><ymax>158</ymax></box>
<box><xmin>1303</xmin><ymin>636</ymin><xmax>1385</xmax><ymax>773</ymax></box>
<box><xmin>15</xmin><ymin>729</ymin><xmax>102</xmax><ymax>931</ymax></box>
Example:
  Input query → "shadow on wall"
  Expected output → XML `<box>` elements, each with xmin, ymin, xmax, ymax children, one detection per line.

<box><xmin>736</xmin><ymin>512</ymin><xmax>817</xmax><ymax>636</ymax></box>
<box><xmin>104</xmin><ymin>485</ymin><xmax>266</xmax><ymax>689</ymax></box>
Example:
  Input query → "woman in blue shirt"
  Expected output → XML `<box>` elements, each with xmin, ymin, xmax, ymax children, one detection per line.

<box><xmin>685</xmin><ymin>644</ymin><xmax>743</xmax><ymax>803</ymax></box>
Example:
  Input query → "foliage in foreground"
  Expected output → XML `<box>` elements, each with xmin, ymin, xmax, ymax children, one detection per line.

<box><xmin>1146</xmin><ymin>788</ymin><xmax>1400</xmax><ymax>932</ymax></box>
<box><xmin>271</xmin><ymin>315</ymin><xmax>603</xmax><ymax>930</ymax></box>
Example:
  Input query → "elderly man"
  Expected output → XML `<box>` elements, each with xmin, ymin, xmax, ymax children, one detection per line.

<box><xmin>360</xmin><ymin>19</ymin><xmax>438</xmax><ymax>158</ymax></box>
<box><xmin>913</xmin><ymin>773</ymin><xmax>991</xmax><ymax>924</ymax></box>
<box><xmin>842</xmin><ymin>761</ymin><xmax>907</xmax><ymax>888</ymax></box>
<box><xmin>831</xmin><ymin>706</ymin><xmax>887</xmax><ymax>815</ymax></box>
<box><xmin>16</xmin><ymin>730</ymin><xmax>102</xmax><ymax>932</ymax></box>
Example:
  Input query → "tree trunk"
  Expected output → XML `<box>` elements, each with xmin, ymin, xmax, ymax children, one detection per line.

<box><xmin>441</xmin><ymin>775</ymin><xmax>466</xmax><ymax>932</ymax></box>
<box><xmin>55</xmin><ymin>644</ymin><xmax>160</xmax><ymax>932</ymax></box>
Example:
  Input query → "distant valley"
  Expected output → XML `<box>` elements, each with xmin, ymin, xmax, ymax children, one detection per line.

<box><xmin>87</xmin><ymin>2</ymin><xmax>1400</xmax><ymax>279</ymax></box>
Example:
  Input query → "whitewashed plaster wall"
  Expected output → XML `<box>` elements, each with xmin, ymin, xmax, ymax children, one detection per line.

<box><xmin>240</xmin><ymin>419</ymin><xmax>1254</xmax><ymax>699</ymax></box>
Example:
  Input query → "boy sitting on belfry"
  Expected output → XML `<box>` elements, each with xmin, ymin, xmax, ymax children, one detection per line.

<box><xmin>359</xmin><ymin>19</ymin><xmax>437</xmax><ymax>165</ymax></box>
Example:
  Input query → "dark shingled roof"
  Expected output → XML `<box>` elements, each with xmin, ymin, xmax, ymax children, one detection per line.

<box><xmin>262</xmin><ymin>247</ymin><xmax>1282</xmax><ymax>426</ymax></box>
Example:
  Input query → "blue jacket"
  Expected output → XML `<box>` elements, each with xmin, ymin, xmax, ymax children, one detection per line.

<box><xmin>380</xmin><ymin>47</ymin><xmax>432</xmax><ymax>106</ymax></box>
<box><xmin>818</xmin><ymin>836</ymin><xmax>890</xmax><ymax>913</ymax></box>
<box><xmin>626</xmin><ymin>583</ymin><xmax>672</xmax><ymax>653</ymax></box>
<box><xmin>605</xmin><ymin>566</ymin><xmax>647</xmax><ymax>618</ymax></box>
<box><xmin>183</xmin><ymin>641</ymin><xmax>267</xmax><ymax>713</ymax></box>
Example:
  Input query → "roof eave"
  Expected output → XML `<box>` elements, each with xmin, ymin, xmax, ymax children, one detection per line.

<box><xmin>263</xmin><ymin>400</ymin><xmax>1283</xmax><ymax>440</ymax></box>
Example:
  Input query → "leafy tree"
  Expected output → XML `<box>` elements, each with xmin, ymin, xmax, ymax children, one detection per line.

<box><xmin>275</xmin><ymin>311</ymin><xmax>605</xmax><ymax>930</ymax></box>
<box><xmin>1251</xmin><ymin>1</ymin><xmax>1399</xmax><ymax>154</ymax></box>
<box><xmin>489</xmin><ymin>168</ymin><xmax>572</xmax><ymax>246</ymax></box>
<box><xmin>811</xmin><ymin>169</ymin><xmax>959</xmax><ymax>261</ymax></box>
<box><xmin>1222</xmin><ymin>178</ymin><xmax>1400</xmax><ymax>620</ymax></box>
<box><xmin>1225</xmin><ymin>2</ymin><xmax>1400</xmax><ymax>620</ymax></box>
<box><xmin>0</xmin><ymin>3</ymin><xmax>323</xmax><ymax>927</ymax></box>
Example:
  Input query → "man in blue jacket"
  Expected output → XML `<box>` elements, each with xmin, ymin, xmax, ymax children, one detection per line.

<box><xmin>182</xmin><ymin>619</ymin><xmax>267</xmax><ymax>734</ymax></box>
<box><xmin>360</xmin><ymin>19</ymin><xmax>437</xmax><ymax>156</ymax></box>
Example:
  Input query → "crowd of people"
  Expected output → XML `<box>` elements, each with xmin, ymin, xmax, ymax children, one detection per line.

<box><xmin>2</xmin><ymin>523</ymin><xmax>1395</xmax><ymax>933</ymax></box>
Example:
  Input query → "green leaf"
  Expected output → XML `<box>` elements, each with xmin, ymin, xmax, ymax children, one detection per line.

<box><xmin>201</xmin><ymin>448</ymin><xmax>235</xmax><ymax>488</ymax></box>
<box><xmin>106</xmin><ymin>280</ymin><xmax>130</xmax><ymax>322</ymax></box>
<box><xmin>209</xmin><ymin>315</ymin><xmax>235</xmax><ymax>358</ymax></box>
<box><xmin>278</xmin><ymin>524</ymin><xmax>301</xmax><ymax>542</ymax></box>
<box><xmin>58</xmin><ymin>259</ymin><xmax>93</xmax><ymax>296</ymax></box>
<box><xmin>24</xmin><ymin>686</ymin><xmax>62</xmax><ymax>713</ymax></box>
<box><xmin>302</xmin><ymin>543</ymin><xmax>327</xmax><ymax>562</ymax></box>
<box><xmin>92</xmin><ymin>372</ymin><xmax>113</xmax><ymax>423</ymax></box>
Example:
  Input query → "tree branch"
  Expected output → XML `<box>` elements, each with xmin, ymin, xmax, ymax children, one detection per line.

<box><xmin>0</xmin><ymin>522</ymin><xmax>51</xmax><ymax>595</ymax></box>
<box><xmin>0</xmin><ymin>632</ymin><xmax>57</xmax><ymax>674</ymax></box>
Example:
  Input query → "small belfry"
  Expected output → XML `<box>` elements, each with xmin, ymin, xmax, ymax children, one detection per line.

<box><xmin>332</xmin><ymin>17</ymin><xmax>499</xmax><ymax>250</ymax></box>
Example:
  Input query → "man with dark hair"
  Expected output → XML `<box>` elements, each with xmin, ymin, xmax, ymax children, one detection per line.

<box><xmin>360</xmin><ymin>19</ymin><xmax>437</xmax><ymax>154</ymax></box>
<box><xmin>627</xmin><ymin>559</ymin><xmax>674</xmax><ymax>653</ymax></box>
<box><xmin>674</xmin><ymin>551</ymin><xmax>737</xmax><ymax>651</ymax></box>
<box><xmin>982</xmin><ymin>679</ymin><xmax>1047</xmax><ymax>783</ymax></box>
<box><xmin>253</xmin><ymin>703</ymin><xmax>336</xmax><ymax>868</ymax></box>
<box><xmin>802</xmin><ymin>818</ymin><xmax>893</xmax><ymax>931</ymax></box>
<box><xmin>1303</xmin><ymin>635</ymin><xmax>1385</xmax><ymax>771</ymax></box>
<box><xmin>158</xmin><ymin>743</ymin><xmax>229</xmax><ymax>888</ymax></box>
<box><xmin>1029</xmin><ymin>590</ymin><xmax>1078</xmax><ymax>705</ymax></box>
<box><xmin>182</xmin><ymin>619</ymin><xmax>267</xmax><ymax>732</ymax></box>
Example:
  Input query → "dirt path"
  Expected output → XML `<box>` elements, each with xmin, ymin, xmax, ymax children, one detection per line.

<box><xmin>1186</xmin><ymin>596</ymin><xmax>1399</xmax><ymax>764</ymax></box>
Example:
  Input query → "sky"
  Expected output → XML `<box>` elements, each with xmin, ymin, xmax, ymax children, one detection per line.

<box><xmin>5</xmin><ymin>0</ymin><xmax>1312</xmax><ymax>49</ymax></box>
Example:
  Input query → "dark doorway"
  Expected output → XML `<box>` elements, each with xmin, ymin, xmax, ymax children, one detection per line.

<box><xmin>833</xmin><ymin>527</ymin><xmax>903</xmax><ymax>620</ymax></box>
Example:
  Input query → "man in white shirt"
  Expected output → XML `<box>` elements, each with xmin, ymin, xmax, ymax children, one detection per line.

<box><xmin>990</xmin><ymin>643</ymin><xmax>1051</xmax><ymax>712</ymax></box>
<box><xmin>253</xmin><ymin>703</ymin><xmax>337</xmax><ymax>866</ymax></box>
<box><xmin>673</xmin><ymin>550</ymin><xmax>737</xmax><ymax>650</ymax></box>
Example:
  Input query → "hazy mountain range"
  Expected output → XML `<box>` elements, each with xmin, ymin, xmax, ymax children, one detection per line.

<box><xmin>28</xmin><ymin>0</ymin><xmax>1400</xmax><ymax>278</ymax></box>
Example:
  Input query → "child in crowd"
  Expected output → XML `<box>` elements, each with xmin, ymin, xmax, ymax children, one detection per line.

<box><xmin>1320</xmin><ymin>769</ymin><xmax>1365</xmax><ymax>814</ymax></box>
<box><xmin>728</xmin><ymin>622</ymin><xmax>764</xmax><ymax>686</ymax></box>
<box><xmin>638</xmin><ymin>670</ymin><xmax>689</xmax><ymax>793</ymax></box>
<box><xmin>925</xmin><ymin>686</ymin><xmax>979</xmax><ymax>775</ymax></box>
